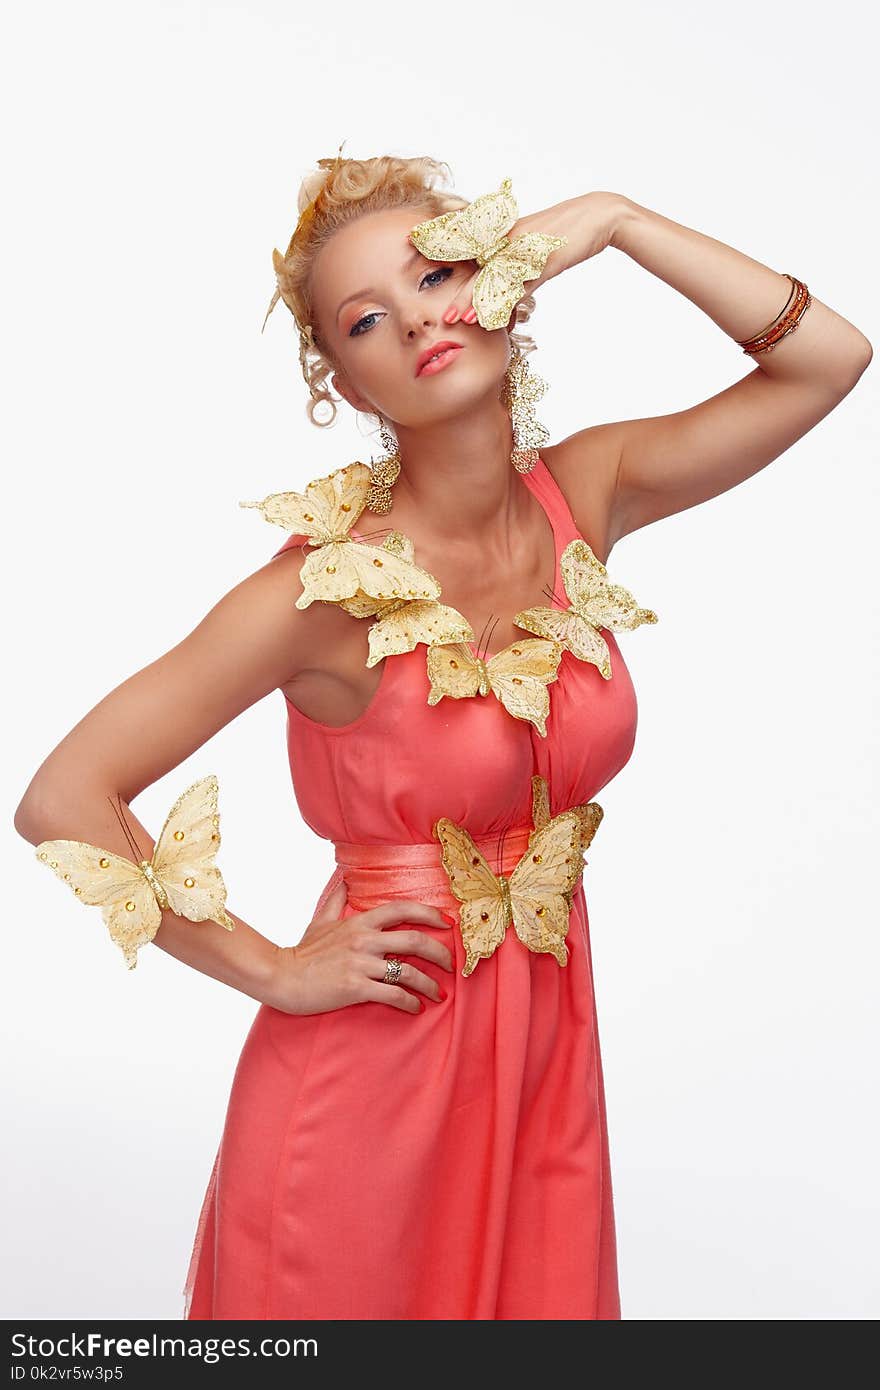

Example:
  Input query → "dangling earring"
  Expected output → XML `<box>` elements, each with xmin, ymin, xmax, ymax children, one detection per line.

<box><xmin>500</xmin><ymin>342</ymin><xmax>551</xmax><ymax>474</ymax></box>
<box><xmin>366</xmin><ymin>418</ymin><xmax>401</xmax><ymax>514</ymax></box>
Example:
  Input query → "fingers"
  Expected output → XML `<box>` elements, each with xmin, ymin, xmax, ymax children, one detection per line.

<box><xmin>362</xmin><ymin>979</ymin><xmax>424</xmax><ymax>1014</ymax></box>
<box><xmin>443</xmin><ymin>302</ymin><xmax>478</xmax><ymax>326</ymax></box>
<box><xmin>372</xmin><ymin>927</ymin><xmax>454</xmax><ymax>974</ymax></box>
<box><xmin>365</xmin><ymin>956</ymin><xmax>446</xmax><ymax>1004</ymax></box>
<box><xmin>442</xmin><ymin>268</ymin><xmax>480</xmax><ymax>326</ymax></box>
<box><xmin>361</xmin><ymin>900</ymin><xmax>454</xmax><ymax>932</ymax></box>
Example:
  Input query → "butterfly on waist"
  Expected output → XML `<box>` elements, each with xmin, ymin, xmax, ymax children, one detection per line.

<box><xmin>434</xmin><ymin>774</ymin><xmax>603</xmax><ymax>977</ymax></box>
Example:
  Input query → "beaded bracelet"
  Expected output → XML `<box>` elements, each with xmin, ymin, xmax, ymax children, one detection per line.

<box><xmin>738</xmin><ymin>273</ymin><xmax>812</xmax><ymax>355</ymax></box>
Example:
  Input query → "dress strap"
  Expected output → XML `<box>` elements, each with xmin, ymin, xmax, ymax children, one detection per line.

<box><xmin>271</xmin><ymin>532</ymin><xmax>308</xmax><ymax>560</ymax></box>
<box><xmin>523</xmin><ymin>455</ymin><xmax>582</xmax><ymax>546</ymax></box>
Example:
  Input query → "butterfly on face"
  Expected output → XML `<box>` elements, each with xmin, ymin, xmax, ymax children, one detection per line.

<box><xmin>239</xmin><ymin>462</ymin><xmax>440</xmax><ymax>610</ymax></box>
<box><xmin>409</xmin><ymin>177</ymin><xmax>568</xmax><ymax>332</ymax></box>
<box><xmin>433</xmin><ymin>798</ymin><xmax>592</xmax><ymax>977</ymax></box>
<box><xmin>35</xmin><ymin>775</ymin><xmax>235</xmax><ymax>970</ymax></box>
<box><xmin>514</xmin><ymin>538</ymin><xmax>658</xmax><ymax>678</ymax></box>
<box><xmin>425</xmin><ymin>637</ymin><xmax>564</xmax><ymax>737</ymax></box>
<box><xmin>332</xmin><ymin>530</ymin><xmax>476</xmax><ymax>667</ymax></box>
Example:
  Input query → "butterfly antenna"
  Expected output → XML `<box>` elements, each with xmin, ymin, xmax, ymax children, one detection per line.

<box><xmin>541</xmin><ymin>580</ymin><xmax>567</xmax><ymax>606</ymax></box>
<box><xmin>496</xmin><ymin>824</ymin><xmax>509</xmax><ymax>877</ymax></box>
<box><xmin>480</xmin><ymin>614</ymin><xmax>502</xmax><ymax>661</ymax></box>
<box><xmin>107</xmin><ymin>793</ymin><xmax>144</xmax><ymax>862</ymax></box>
<box><xmin>352</xmin><ymin>524</ymin><xmax>393</xmax><ymax>545</ymax></box>
<box><xmin>473</xmin><ymin>615</ymin><xmax>491</xmax><ymax>660</ymax></box>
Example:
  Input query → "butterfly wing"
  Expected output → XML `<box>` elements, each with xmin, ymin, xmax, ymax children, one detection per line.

<box><xmin>152</xmin><ymin>775</ymin><xmax>235</xmax><ymax>932</ymax></box>
<box><xmin>338</xmin><ymin>531</ymin><xmax>419</xmax><ymax>618</ymax></box>
<box><xmin>34</xmin><ymin>840</ymin><xmax>162</xmax><ymax>970</ymax></box>
<box><xmin>508</xmin><ymin>811</ymin><xmax>585</xmax><ymax>966</ymax></box>
<box><xmin>473</xmin><ymin>233</ymin><xmax>568</xmax><ymax>331</ymax></box>
<box><xmin>297</xmin><ymin>539</ymin><xmax>442</xmax><ymax>610</ymax></box>
<box><xmin>366</xmin><ymin>601</ymin><xmax>474</xmax><ymax>668</ymax></box>
<box><xmin>530</xmin><ymin>774</ymin><xmax>551</xmax><ymax>840</ymax></box>
<box><xmin>409</xmin><ymin>178</ymin><xmax>518</xmax><ymax>264</ymax></box>
<box><xmin>514</xmin><ymin>604</ymin><xmax>613</xmax><ymax>678</ymax></box>
<box><xmin>426</xmin><ymin>643</ymin><xmax>485</xmax><ymax>705</ymax></box>
<box><xmin>574</xmin><ymin>802</ymin><xmax>604</xmax><ymax>854</ymax></box>
<box><xmin>561</xmin><ymin>538</ymin><xmax>658</xmax><ymax>632</ymax></box>
<box><xmin>238</xmin><ymin>462</ymin><xmax>372</xmax><ymax>544</ymax></box>
<box><xmin>485</xmin><ymin>638</ymin><xmax>563</xmax><ymax>737</ymax></box>
<box><xmin>433</xmin><ymin>817</ymin><xmax>509</xmax><ymax>976</ymax></box>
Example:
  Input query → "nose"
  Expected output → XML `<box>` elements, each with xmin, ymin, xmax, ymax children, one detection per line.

<box><xmin>403</xmin><ymin>301</ymin><xmax>439</xmax><ymax>339</ymax></box>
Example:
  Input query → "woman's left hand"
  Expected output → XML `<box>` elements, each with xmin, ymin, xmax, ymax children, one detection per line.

<box><xmin>441</xmin><ymin>190</ymin><xmax>627</xmax><ymax>327</ymax></box>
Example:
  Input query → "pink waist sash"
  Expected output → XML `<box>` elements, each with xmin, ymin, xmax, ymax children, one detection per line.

<box><xmin>333</xmin><ymin>824</ymin><xmax>536</xmax><ymax>902</ymax></box>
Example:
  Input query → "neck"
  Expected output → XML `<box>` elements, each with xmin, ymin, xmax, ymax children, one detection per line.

<box><xmin>388</xmin><ymin>390</ymin><xmax>525</xmax><ymax>545</ymax></box>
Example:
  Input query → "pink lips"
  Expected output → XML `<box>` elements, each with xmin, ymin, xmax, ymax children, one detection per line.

<box><xmin>415</xmin><ymin>341</ymin><xmax>464</xmax><ymax>377</ymax></box>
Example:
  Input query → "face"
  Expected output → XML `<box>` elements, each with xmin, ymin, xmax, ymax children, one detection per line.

<box><xmin>309</xmin><ymin>206</ymin><xmax>512</xmax><ymax>428</ymax></box>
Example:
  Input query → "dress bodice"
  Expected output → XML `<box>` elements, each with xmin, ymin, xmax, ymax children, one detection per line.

<box><xmin>270</xmin><ymin>457</ymin><xmax>638</xmax><ymax>845</ymax></box>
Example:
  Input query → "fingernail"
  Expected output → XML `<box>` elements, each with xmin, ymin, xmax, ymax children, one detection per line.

<box><xmin>438</xmin><ymin>988</ymin><xmax>447</xmax><ymax>1002</ymax></box>
<box><xmin>441</xmin><ymin>912</ymin><xmax>457</xmax><ymax>927</ymax></box>
<box><xmin>442</xmin><ymin>306</ymin><xmax>457</xmax><ymax>323</ymax></box>
<box><xmin>463</xmin><ymin>307</ymin><xmax>477</xmax><ymax>323</ymax></box>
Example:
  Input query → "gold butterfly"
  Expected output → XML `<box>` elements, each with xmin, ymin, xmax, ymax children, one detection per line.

<box><xmin>514</xmin><ymin>538</ymin><xmax>658</xmax><ymax>679</ymax></box>
<box><xmin>239</xmin><ymin>462</ymin><xmax>440</xmax><ymax>610</ymax></box>
<box><xmin>409</xmin><ymin>177</ymin><xmax>568</xmax><ymax>331</ymax></box>
<box><xmin>426</xmin><ymin>636</ymin><xmax>564</xmax><ymax>737</ymax></box>
<box><xmin>333</xmin><ymin>530</ymin><xmax>476</xmax><ymax>667</ymax></box>
<box><xmin>433</xmin><ymin>775</ymin><xmax>602</xmax><ymax>976</ymax></box>
<box><xmin>529</xmin><ymin>772</ymin><xmax>604</xmax><ymax>857</ymax></box>
<box><xmin>35</xmin><ymin>775</ymin><xmax>235</xmax><ymax>970</ymax></box>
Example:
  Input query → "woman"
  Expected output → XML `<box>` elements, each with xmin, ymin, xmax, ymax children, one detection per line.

<box><xmin>14</xmin><ymin>153</ymin><xmax>871</xmax><ymax>1320</ymax></box>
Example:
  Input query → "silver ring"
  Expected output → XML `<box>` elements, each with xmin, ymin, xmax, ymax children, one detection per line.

<box><xmin>383</xmin><ymin>956</ymin><xmax>403</xmax><ymax>986</ymax></box>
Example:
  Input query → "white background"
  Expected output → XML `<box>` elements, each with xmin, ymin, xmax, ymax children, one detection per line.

<box><xmin>2</xmin><ymin>0</ymin><xmax>877</xmax><ymax>1322</ymax></box>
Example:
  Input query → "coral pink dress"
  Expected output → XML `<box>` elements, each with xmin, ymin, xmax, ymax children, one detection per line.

<box><xmin>183</xmin><ymin>457</ymin><xmax>638</xmax><ymax>1320</ymax></box>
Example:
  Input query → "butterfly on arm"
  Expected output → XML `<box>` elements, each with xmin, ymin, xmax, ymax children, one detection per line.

<box><xmin>34</xmin><ymin>775</ymin><xmax>235</xmax><ymax>970</ymax></box>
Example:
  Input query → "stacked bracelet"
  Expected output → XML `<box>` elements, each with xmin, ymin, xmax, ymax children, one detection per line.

<box><xmin>737</xmin><ymin>273</ymin><xmax>812</xmax><ymax>355</ymax></box>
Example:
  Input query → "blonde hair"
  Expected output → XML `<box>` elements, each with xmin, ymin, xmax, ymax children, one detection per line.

<box><xmin>263</xmin><ymin>151</ymin><xmax>537</xmax><ymax>427</ymax></box>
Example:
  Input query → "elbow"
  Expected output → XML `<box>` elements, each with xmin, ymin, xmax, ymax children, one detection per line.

<box><xmin>14</xmin><ymin>779</ymin><xmax>58</xmax><ymax>844</ymax></box>
<box><xmin>844</xmin><ymin>335</ymin><xmax>873</xmax><ymax>382</ymax></box>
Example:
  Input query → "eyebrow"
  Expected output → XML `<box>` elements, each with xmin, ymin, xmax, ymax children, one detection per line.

<box><xmin>335</xmin><ymin>245</ymin><xmax>427</xmax><ymax>322</ymax></box>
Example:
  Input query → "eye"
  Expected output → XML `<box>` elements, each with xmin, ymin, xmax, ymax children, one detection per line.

<box><xmin>349</xmin><ymin>265</ymin><xmax>455</xmax><ymax>337</ymax></box>
<box><xmin>419</xmin><ymin>265</ymin><xmax>454</xmax><ymax>290</ymax></box>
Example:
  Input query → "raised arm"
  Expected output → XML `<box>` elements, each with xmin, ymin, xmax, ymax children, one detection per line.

<box><xmin>602</xmin><ymin>196</ymin><xmax>872</xmax><ymax>544</ymax></box>
<box><xmin>442</xmin><ymin>190</ymin><xmax>873</xmax><ymax>551</ymax></box>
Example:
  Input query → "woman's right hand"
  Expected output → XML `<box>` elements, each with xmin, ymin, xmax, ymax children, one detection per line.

<box><xmin>265</xmin><ymin>877</ymin><xmax>456</xmax><ymax>1016</ymax></box>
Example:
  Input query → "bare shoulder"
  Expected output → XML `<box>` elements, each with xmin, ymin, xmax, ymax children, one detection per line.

<box><xmin>14</xmin><ymin>544</ymin><xmax>361</xmax><ymax>816</ymax></box>
<box><xmin>541</xmin><ymin>423</ymin><xmax>625</xmax><ymax>564</ymax></box>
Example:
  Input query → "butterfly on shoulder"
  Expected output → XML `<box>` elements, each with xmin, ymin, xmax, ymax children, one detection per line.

<box><xmin>434</xmin><ymin>776</ymin><xmax>603</xmax><ymax>976</ymax></box>
<box><xmin>34</xmin><ymin>775</ymin><xmax>235</xmax><ymax>970</ymax></box>
<box><xmin>239</xmin><ymin>462</ymin><xmax>440</xmax><ymax>610</ymax></box>
<box><xmin>334</xmin><ymin>530</ymin><xmax>476</xmax><ymax>667</ymax></box>
<box><xmin>425</xmin><ymin>637</ymin><xmax>564</xmax><ymax>737</ymax></box>
<box><xmin>514</xmin><ymin>537</ymin><xmax>658</xmax><ymax>678</ymax></box>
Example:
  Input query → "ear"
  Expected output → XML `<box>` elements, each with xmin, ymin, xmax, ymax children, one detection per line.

<box><xmin>331</xmin><ymin>370</ymin><xmax>375</xmax><ymax>414</ymax></box>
